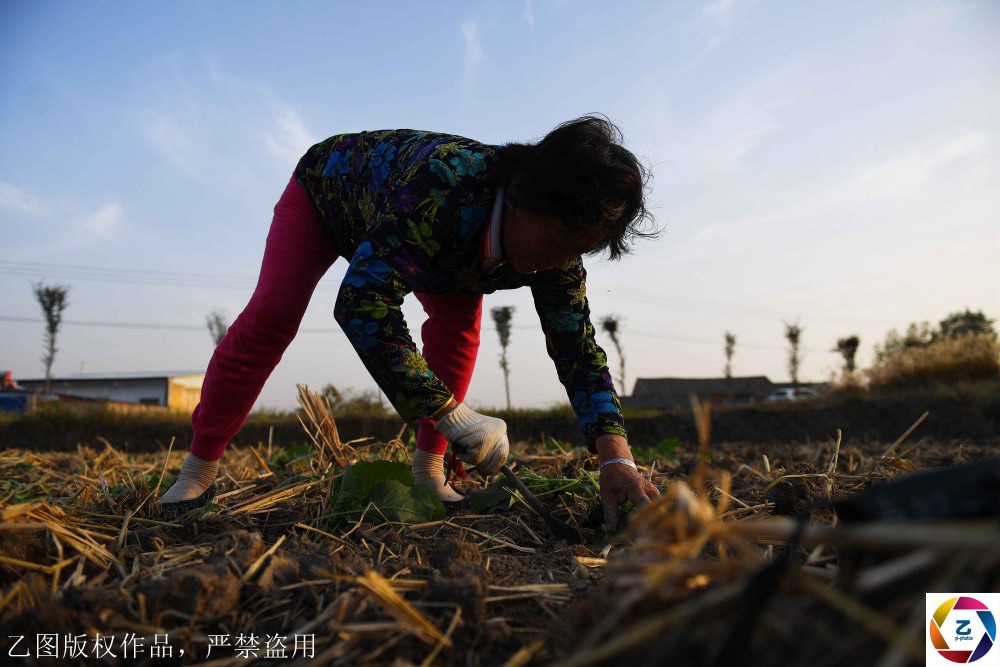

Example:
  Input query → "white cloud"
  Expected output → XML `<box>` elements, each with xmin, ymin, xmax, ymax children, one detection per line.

<box><xmin>703</xmin><ymin>0</ymin><xmax>735</xmax><ymax>27</ymax></box>
<box><xmin>695</xmin><ymin>225</ymin><xmax>719</xmax><ymax>244</ymax></box>
<box><xmin>461</xmin><ymin>20</ymin><xmax>485</xmax><ymax>86</ymax></box>
<box><xmin>902</xmin><ymin>3</ymin><xmax>963</xmax><ymax>28</ymax></box>
<box><xmin>0</xmin><ymin>181</ymin><xmax>50</xmax><ymax>216</ymax></box>
<box><xmin>524</xmin><ymin>0</ymin><xmax>535</xmax><ymax>29</ymax></box>
<box><xmin>263</xmin><ymin>106</ymin><xmax>315</xmax><ymax>166</ymax></box>
<box><xmin>691</xmin><ymin>66</ymin><xmax>799</xmax><ymax>171</ymax></box>
<box><xmin>751</xmin><ymin>132</ymin><xmax>991</xmax><ymax>226</ymax></box>
<box><xmin>28</xmin><ymin>200</ymin><xmax>127</xmax><ymax>251</ymax></box>
<box><xmin>78</xmin><ymin>201</ymin><xmax>123</xmax><ymax>240</ymax></box>
<box><xmin>140</xmin><ymin>111</ymin><xmax>202</xmax><ymax>178</ymax></box>
<box><xmin>937</xmin><ymin>132</ymin><xmax>989</xmax><ymax>161</ymax></box>
<box><xmin>137</xmin><ymin>64</ymin><xmax>316</xmax><ymax>201</ymax></box>
<box><xmin>652</xmin><ymin>128</ymin><xmax>999</xmax><ymax>305</ymax></box>
<box><xmin>698</xmin><ymin>0</ymin><xmax>740</xmax><ymax>57</ymax></box>
<box><xmin>0</xmin><ymin>182</ymin><xmax>126</xmax><ymax>251</ymax></box>
<box><xmin>854</xmin><ymin>131</ymin><xmax>989</xmax><ymax>200</ymax></box>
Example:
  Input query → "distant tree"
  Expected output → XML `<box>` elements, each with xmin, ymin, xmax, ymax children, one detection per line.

<box><xmin>834</xmin><ymin>336</ymin><xmax>860</xmax><ymax>373</ymax></box>
<box><xmin>350</xmin><ymin>389</ymin><xmax>388</xmax><ymax>415</ymax></box>
<box><xmin>939</xmin><ymin>309</ymin><xmax>996</xmax><ymax>341</ymax></box>
<box><xmin>318</xmin><ymin>383</ymin><xmax>388</xmax><ymax>415</ymax></box>
<box><xmin>206</xmin><ymin>309</ymin><xmax>229</xmax><ymax>346</ymax></box>
<box><xmin>32</xmin><ymin>281</ymin><xmax>70</xmax><ymax>397</ymax></box>
<box><xmin>491</xmin><ymin>306</ymin><xmax>515</xmax><ymax>410</ymax></box>
<box><xmin>319</xmin><ymin>383</ymin><xmax>343</xmax><ymax>408</ymax></box>
<box><xmin>874</xmin><ymin>310</ymin><xmax>996</xmax><ymax>364</ymax></box>
<box><xmin>875</xmin><ymin>322</ymin><xmax>936</xmax><ymax>362</ymax></box>
<box><xmin>724</xmin><ymin>332</ymin><xmax>736</xmax><ymax>379</ymax></box>
<box><xmin>599</xmin><ymin>315</ymin><xmax>626</xmax><ymax>393</ymax></box>
<box><xmin>784</xmin><ymin>321</ymin><xmax>803</xmax><ymax>390</ymax></box>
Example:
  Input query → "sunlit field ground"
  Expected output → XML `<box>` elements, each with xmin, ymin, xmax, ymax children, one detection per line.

<box><xmin>2</xmin><ymin>387</ymin><xmax>997</xmax><ymax>666</ymax></box>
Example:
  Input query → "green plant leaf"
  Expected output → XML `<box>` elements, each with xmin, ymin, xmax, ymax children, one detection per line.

<box><xmin>367</xmin><ymin>479</ymin><xmax>445</xmax><ymax>523</ymax></box>
<box><xmin>268</xmin><ymin>443</ymin><xmax>315</xmax><ymax>469</ymax></box>
<box><xmin>516</xmin><ymin>467</ymin><xmax>585</xmax><ymax>497</ymax></box>
<box><xmin>332</xmin><ymin>460</ymin><xmax>414</xmax><ymax>516</ymax></box>
<box><xmin>658</xmin><ymin>437</ymin><xmax>682</xmax><ymax>454</ymax></box>
<box><xmin>468</xmin><ymin>477</ymin><xmax>515</xmax><ymax>513</ymax></box>
<box><xmin>632</xmin><ymin>436</ymin><xmax>682</xmax><ymax>466</ymax></box>
<box><xmin>0</xmin><ymin>479</ymin><xmax>46</xmax><ymax>504</ymax></box>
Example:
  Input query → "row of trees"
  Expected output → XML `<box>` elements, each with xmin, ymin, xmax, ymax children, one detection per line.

<box><xmin>28</xmin><ymin>280</ymin><xmax>823</xmax><ymax>406</ymax></box>
<box><xmin>491</xmin><ymin>308</ymin><xmax>629</xmax><ymax>410</ymax></box>
<box><xmin>722</xmin><ymin>310</ymin><xmax>994</xmax><ymax>389</ymax></box>
<box><xmin>724</xmin><ymin>322</ymin><xmax>825</xmax><ymax>389</ymax></box>
<box><xmin>28</xmin><ymin>277</ymin><xmax>995</xmax><ymax>406</ymax></box>
<box><xmin>218</xmin><ymin>304</ymin><xmax>992</xmax><ymax>398</ymax></box>
<box><xmin>270</xmin><ymin>306</ymin><xmax>999</xmax><ymax>404</ymax></box>
<box><xmin>873</xmin><ymin>310</ymin><xmax>996</xmax><ymax>361</ymax></box>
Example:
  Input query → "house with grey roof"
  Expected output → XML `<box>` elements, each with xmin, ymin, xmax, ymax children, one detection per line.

<box><xmin>624</xmin><ymin>376</ymin><xmax>778</xmax><ymax>409</ymax></box>
<box><xmin>14</xmin><ymin>371</ymin><xmax>204</xmax><ymax>413</ymax></box>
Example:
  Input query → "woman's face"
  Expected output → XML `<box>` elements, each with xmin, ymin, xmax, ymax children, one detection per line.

<box><xmin>502</xmin><ymin>206</ymin><xmax>605</xmax><ymax>274</ymax></box>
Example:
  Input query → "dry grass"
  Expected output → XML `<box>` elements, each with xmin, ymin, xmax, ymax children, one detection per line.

<box><xmin>547</xmin><ymin>408</ymin><xmax>999</xmax><ymax>667</ymax></box>
<box><xmin>0</xmin><ymin>437</ymin><xmax>576</xmax><ymax>659</ymax></box>
<box><xmin>1</xmin><ymin>389</ymin><xmax>997</xmax><ymax>665</ymax></box>
<box><xmin>867</xmin><ymin>333</ymin><xmax>1000</xmax><ymax>390</ymax></box>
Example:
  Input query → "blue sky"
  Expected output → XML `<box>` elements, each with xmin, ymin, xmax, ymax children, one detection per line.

<box><xmin>2</xmin><ymin>1</ymin><xmax>998</xmax><ymax>412</ymax></box>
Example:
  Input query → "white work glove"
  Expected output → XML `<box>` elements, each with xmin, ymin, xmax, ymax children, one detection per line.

<box><xmin>434</xmin><ymin>403</ymin><xmax>509</xmax><ymax>475</ymax></box>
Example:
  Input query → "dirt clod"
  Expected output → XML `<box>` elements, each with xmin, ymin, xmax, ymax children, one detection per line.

<box><xmin>428</xmin><ymin>537</ymin><xmax>484</xmax><ymax>579</ymax></box>
<box><xmin>137</xmin><ymin>564</ymin><xmax>241</xmax><ymax>621</ymax></box>
<box><xmin>422</xmin><ymin>575</ymin><xmax>487</xmax><ymax>627</ymax></box>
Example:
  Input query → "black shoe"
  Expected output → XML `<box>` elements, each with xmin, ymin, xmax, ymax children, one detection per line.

<box><xmin>159</xmin><ymin>483</ymin><xmax>218</xmax><ymax>520</ymax></box>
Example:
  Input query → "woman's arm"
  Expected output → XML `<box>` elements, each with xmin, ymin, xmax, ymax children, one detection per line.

<box><xmin>331</xmin><ymin>134</ymin><xmax>497</xmax><ymax>422</ymax></box>
<box><xmin>530</xmin><ymin>263</ymin><xmax>661</xmax><ymax>530</ymax></box>
<box><xmin>529</xmin><ymin>260</ymin><xmax>626</xmax><ymax>447</ymax></box>
<box><xmin>334</xmin><ymin>234</ymin><xmax>453</xmax><ymax>421</ymax></box>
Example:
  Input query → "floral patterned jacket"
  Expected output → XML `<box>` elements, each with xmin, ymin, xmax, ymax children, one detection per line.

<box><xmin>295</xmin><ymin>129</ymin><xmax>625</xmax><ymax>447</ymax></box>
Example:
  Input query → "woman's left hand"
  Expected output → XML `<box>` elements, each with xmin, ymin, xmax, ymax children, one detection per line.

<box><xmin>599</xmin><ymin>462</ymin><xmax>661</xmax><ymax>533</ymax></box>
<box><xmin>594</xmin><ymin>434</ymin><xmax>661</xmax><ymax>534</ymax></box>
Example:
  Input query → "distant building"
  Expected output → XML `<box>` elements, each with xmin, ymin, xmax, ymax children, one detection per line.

<box><xmin>3</xmin><ymin>370</ymin><xmax>23</xmax><ymax>391</ymax></box>
<box><xmin>624</xmin><ymin>376</ymin><xmax>828</xmax><ymax>409</ymax></box>
<box><xmin>0</xmin><ymin>370</ymin><xmax>32</xmax><ymax>414</ymax></box>
<box><xmin>15</xmin><ymin>371</ymin><xmax>205</xmax><ymax>414</ymax></box>
<box><xmin>625</xmin><ymin>376</ymin><xmax>774</xmax><ymax>409</ymax></box>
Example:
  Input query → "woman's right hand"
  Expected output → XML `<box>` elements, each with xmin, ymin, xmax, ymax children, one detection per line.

<box><xmin>433</xmin><ymin>403</ymin><xmax>509</xmax><ymax>475</ymax></box>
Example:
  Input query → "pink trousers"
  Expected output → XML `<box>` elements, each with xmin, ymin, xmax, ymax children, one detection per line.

<box><xmin>190</xmin><ymin>175</ymin><xmax>481</xmax><ymax>460</ymax></box>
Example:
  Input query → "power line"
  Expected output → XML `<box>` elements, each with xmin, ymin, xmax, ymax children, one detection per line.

<box><xmin>1</xmin><ymin>316</ymin><xmax>834</xmax><ymax>354</ymax></box>
<box><xmin>601</xmin><ymin>285</ymin><xmax>902</xmax><ymax>327</ymax></box>
<box><xmin>2</xmin><ymin>257</ymin><xmax>896</xmax><ymax>330</ymax></box>
<box><xmin>627</xmin><ymin>328</ymin><xmax>813</xmax><ymax>352</ymax></box>
<box><xmin>0</xmin><ymin>259</ymin><xmax>256</xmax><ymax>290</ymax></box>
<box><xmin>3</xmin><ymin>254</ymin><xmax>838</xmax><ymax>354</ymax></box>
<box><xmin>0</xmin><ymin>315</ymin><xmax>340</xmax><ymax>333</ymax></box>
<box><xmin>0</xmin><ymin>315</ymin><xmax>204</xmax><ymax>331</ymax></box>
<box><xmin>604</xmin><ymin>289</ymin><xmax>790</xmax><ymax>319</ymax></box>
<box><xmin>0</xmin><ymin>259</ymin><xmax>253</xmax><ymax>281</ymax></box>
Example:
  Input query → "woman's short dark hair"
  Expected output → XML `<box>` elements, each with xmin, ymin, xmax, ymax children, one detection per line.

<box><xmin>498</xmin><ymin>114</ymin><xmax>657</xmax><ymax>260</ymax></box>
